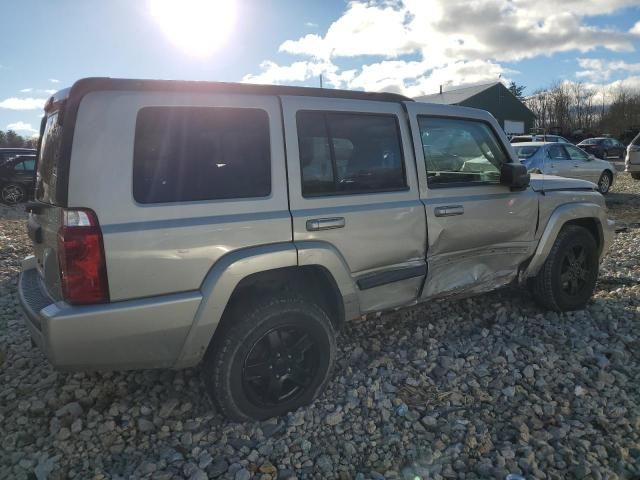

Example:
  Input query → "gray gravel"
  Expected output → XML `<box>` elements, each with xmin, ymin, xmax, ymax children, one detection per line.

<box><xmin>1</xmin><ymin>174</ymin><xmax>639</xmax><ymax>480</ymax></box>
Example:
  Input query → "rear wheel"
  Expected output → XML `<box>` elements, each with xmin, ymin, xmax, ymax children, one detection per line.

<box><xmin>1</xmin><ymin>183</ymin><xmax>26</xmax><ymax>204</ymax></box>
<box><xmin>597</xmin><ymin>171</ymin><xmax>612</xmax><ymax>194</ymax></box>
<box><xmin>203</xmin><ymin>296</ymin><xmax>337</xmax><ymax>421</ymax></box>
<box><xmin>532</xmin><ymin>225</ymin><xmax>599</xmax><ymax>312</ymax></box>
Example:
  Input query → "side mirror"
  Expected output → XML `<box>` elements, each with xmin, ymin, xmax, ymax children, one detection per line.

<box><xmin>501</xmin><ymin>162</ymin><xmax>530</xmax><ymax>191</ymax></box>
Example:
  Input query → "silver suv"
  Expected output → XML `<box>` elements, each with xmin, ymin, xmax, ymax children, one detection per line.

<box><xmin>19</xmin><ymin>78</ymin><xmax>614</xmax><ymax>420</ymax></box>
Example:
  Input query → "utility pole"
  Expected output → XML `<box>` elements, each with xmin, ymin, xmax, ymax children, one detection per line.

<box><xmin>320</xmin><ymin>74</ymin><xmax>323</xmax><ymax>89</ymax></box>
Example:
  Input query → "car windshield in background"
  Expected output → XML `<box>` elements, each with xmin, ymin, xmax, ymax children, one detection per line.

<box><xmin>580</xmin><ymin>139</ymin><xmax>600</xmax><ymax>145</ymax></box>
<box><xmin>513</xmin><ymin>146</ymin><xmax>539</xmax><ymax>159</ymax></box>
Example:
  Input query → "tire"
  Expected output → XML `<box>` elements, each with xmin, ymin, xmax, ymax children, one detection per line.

<box><xmin>597</xmin><ymin>171</ymin><xmax>612</xmax><ymax>194</ymax></box>
<box><xmin>601</xmin><ymin>150</ymin><xmax>608</xmax><ymax>159</ymax></box>
<box><xmin>1</xmin><ymin>183</ymin><xmax>26</xmax><ymax>204</ymax></box>
<box><xmin>631</xmin><ymin>173</ymin><xmax>640</xmax><ymax>180</ymax></box>
<box><xmin>532</xmin><ymin>225</ymin><xmax>599</xmax><ymax>312</ymax></box>
<box><xmin>203</xmin><ymin>296</ymin><xmax>337</xmax><ymax>421</ymax></box>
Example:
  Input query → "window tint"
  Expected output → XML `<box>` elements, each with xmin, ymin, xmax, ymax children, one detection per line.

<box><xmin>15</xmin><ymin>159</ymin><xmax>35</xmax><ymax>171</ymax></box>
<box><xmin>565</xmin><ymin>145</ymin><xmax>589</xmax><ymax>161</ymax></box>
<box><xmin>297</xmin><ymin>111</ymin><xmax>406</xmax><ymax>196</ymax></box>
<box><xmin>36</xmin><ymin>113</ymin><xmax>64</xmax><ymax>204</ymax></box>
<box><xmin>133</xmin><ymin>107</ymin><xmax>271</xmax><ymax>204</ymax></box>
<box><xmin>418</xmin><ymin>116</ymin><xmax>506</xmax><ymax>186</ymax></box>
<box><xmin>547</xmin><ymin>145</ymin><xmax>570</xmax><ymax>160</ymax></box>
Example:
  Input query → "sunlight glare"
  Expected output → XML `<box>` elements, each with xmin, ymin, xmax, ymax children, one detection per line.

<box><xmin>148</xmin><ymin>0</ymin><xmax>236</xmax><ymax>57</ymax></box>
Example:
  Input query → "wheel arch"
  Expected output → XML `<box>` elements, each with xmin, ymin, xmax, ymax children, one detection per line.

<box><xmin>174</xmin><ymin>241</ymin><xmax>358</xmax><ymax>368</ymax></box>
<box><xmin>523</xmin><ymin>202</ymin><xmax>611</xmax><ymax>279</ymax></box>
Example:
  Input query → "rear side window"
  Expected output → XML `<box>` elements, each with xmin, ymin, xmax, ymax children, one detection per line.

<box><xmin>513</xmin><ymin>146</ymin><xmax>539</xmax><ymax>159</ymax></box>
<box><xmin>35</xmin><ymin>113</ymin><xmax>64</xmax><ymax>204</ymax></box>
<box><xmin>133</xmin><ymin>107</ymin><xmax>271</xmax><ymax>204</ymax></box>
<box><xmin>297</xmin><ymin>111</ymin><xmax>406</xmax><ymax>196</ymax></box>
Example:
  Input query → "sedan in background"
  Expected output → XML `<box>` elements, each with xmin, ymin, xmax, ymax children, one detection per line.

<box><xmin>511</xmin><ymin>134</ymin><xmax>570</xmax><ymax>143</ymax></box>
<box><xmin>513</xmin><ymin>142</ymin><xmax>616</xmax><ymax>194</ymax></box>
<box><xmin>0</xmin><ymin>154</ymin><xmax>36</xmax><ymax>204</ymax></box>
<box><xmin>577</xmin><ymin>137</ymin><xmax>626</xmax><ymax>160</ymax></box>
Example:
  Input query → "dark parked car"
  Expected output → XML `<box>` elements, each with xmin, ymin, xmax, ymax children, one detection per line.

<box><xmin>0</xmin><ymin>154</ymin><xmax>36</xmax><ymax>204</ymax></box>
<box><xmin>0</xmin><ymin>147</ymin><xmax>36</xmax><ymax>164</ymax></box>
<box><xmin>577</xmin><ymin>137</ymin><xmax>626</xmax><ymax>160</ymax></box>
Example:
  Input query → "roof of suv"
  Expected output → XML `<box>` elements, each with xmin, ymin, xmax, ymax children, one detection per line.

<box><xmin>46</xmin><ymin>77</ymin><xmax>415</xmax><ymax>113</ymax></box>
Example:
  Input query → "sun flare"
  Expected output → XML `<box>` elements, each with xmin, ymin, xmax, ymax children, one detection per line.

<box><xmin>148</xmin><ymin>0</ymin><xmax>236</xmax><ymax>57</ymax></box>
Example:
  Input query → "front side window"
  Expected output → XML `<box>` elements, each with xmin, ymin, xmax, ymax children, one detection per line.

<box><xmin>297</xmin><ymin>111</ymin><xmax>406</xmax><ymax>196</ymax></box>
<box><xmin>418</xmin><ymin>116</ymin><xmax>506</xmax><ymax>186</ymax></box>
<box><xmin>133</xmin><ymin>107</ymin><xmax>271</xmax><ymax>204</ymax></box>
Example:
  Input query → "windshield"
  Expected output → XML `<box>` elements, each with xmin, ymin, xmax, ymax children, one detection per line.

<box><xmin>580</xmin><ymin>138</ymin><xmax>600</xmax><ymax>145</ymax></box>
<box><xmin>35</xmin><ymin>113</ymin><xmax>63</xmax><ymax>204</ymax></box>
<box><xmin>513</xmin><ymin>145</ymin><xmax>539</xmax><ymax>159</ymax></box>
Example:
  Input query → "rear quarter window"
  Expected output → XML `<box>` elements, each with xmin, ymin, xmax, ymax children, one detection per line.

<box><xmin>133</xmin><ymin>106</ymin><xmax>271</xmax><ymax>204</ymax></box>
<box><xmin>35</xmin><ymin>113</ymin><xmax>64</xmax><ymax>204</ymax></box>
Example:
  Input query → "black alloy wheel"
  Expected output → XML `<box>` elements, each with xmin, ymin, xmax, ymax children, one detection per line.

<box><xmin>203</xmin><ymin>296</ymin><xmax>336</xmax><ymax>421</ymax></box>
<box><xmin>242</xmin><ymin>326</ymin><xmax>319</xmax><ymax>407</ymax></box>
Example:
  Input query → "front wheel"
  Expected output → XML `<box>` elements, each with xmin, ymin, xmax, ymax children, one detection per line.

<box><xmin>597</xmin><ymin>171</ymin><xmax>612</xmax><ymax>194</ymax></box>
<box><xmin>1</xmin><ymin>183</ymin><xmax>26</xmax><ymax>204</ymax></box>
<box><xmin>532</xmin><ymin>225</ymin><xmax>599</xmax><ymax>312</ymax></box>
<box><xmin>203</xmin><ymin>296</ymin><xmax>337</xmax><ymax>421</ymax></box>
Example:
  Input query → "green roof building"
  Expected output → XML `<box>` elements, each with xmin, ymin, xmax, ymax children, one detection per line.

<box><xmin>415</xmin><ymin>82</ymin><xmax>536</xmax><ymax>135</ymax></box>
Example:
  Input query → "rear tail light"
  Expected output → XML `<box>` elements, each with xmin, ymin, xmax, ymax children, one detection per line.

<box><xmin>57</xmin><ymin>208</ymin><xmax>109</xmax><ymax>304</ymax></box>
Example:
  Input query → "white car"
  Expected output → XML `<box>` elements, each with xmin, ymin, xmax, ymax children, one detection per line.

<box><xmin>626</xmin><ymin>133</ymin><xmax>640</xmax><ymax>180</ymax></box>
<box><xmin>512</xmin><ymin>142</ymin><xmax>616</xmax><ymax>193</ymax></box>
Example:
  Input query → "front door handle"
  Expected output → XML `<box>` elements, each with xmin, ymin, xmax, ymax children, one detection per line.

<box><xmin>434</xmin><ymin>205</ymin><xmax>464</xmax><ymax>217</ymax></box>
<box><xmin>306</xmin><ymin>217</ymin><xmax>346</xmax><ymax>231</ymax></box>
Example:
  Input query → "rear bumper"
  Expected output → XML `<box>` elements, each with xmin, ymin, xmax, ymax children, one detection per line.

<box><xmin>19</xmin><ymin>256</ymin><xmax>202</xmax><ymax>370</ymax></box>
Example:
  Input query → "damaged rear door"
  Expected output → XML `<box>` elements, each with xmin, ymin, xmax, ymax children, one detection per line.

<box><xmin>404</xmin><ymin>102</ymin><xmax>538</xmax><ymax>299</ymax></box>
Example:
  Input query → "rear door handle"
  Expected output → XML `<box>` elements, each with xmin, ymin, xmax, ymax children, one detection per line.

<box><xmin>306</xmin><ymin>217</ymin><xmax>345</xmax><ymax>231</ymax></box>
<box><xmin>434</xmin><ymin>205</ymin><xmax>464</xmax><ymax>217</ymax></box>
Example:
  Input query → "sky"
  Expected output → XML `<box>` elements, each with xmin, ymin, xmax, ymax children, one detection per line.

<box><xmin>2</xmin><ymin>0</ymin><xmax>640</xmax><ymax>137</ymax></box>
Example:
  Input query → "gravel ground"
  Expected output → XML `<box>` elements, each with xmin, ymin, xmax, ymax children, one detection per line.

<box><xmin>1</xmin><ymin>175</ymin><xmax>639</xmax><ymax>480</ymax></box>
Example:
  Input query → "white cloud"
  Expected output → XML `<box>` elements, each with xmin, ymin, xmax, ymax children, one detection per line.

<box><xmin>6</xmin><ymin>121</ymin><xmax>37</xmax><ymax>134</ymax></box>
<box><xmin>305</xmin><ymin>21</ymin><xmax>318</xmax><ymax>28</ymax></box>
<box><xmin>19</xmin><ymin>88</ymin><xmax>33</xmax><ymax>93</ymax></box>
<box><xmin>246</xmin><ymin>0</ymin><xmax>640</xmax><ymax>96</ymax></box>
<box><xmin>631</xmin><ymin>21</ymin><xmax>640</xmax><ymax>35</ymax></box>
<box><xmin>43</xmin><ymin>89</ymin><xmax>57</xmax><ymax>94</ymax></box>
<box><xmin>0</xmin><ymin>97</ymin><xmax>47</xmax><ymax>110</ymax></box>
<box><xmin>48</xmin><ymin>78</ymin><xmax>59</xmax><ymax>83</ymax></box>
<box><xmin>577</xmin><ymin>57</ymin><xmax>640</xmax><ymax>82</ymax></box>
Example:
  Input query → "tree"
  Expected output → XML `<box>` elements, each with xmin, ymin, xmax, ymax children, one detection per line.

<box><xmin>508</xmin><ymin>81</ymin><xmax>526</xmax><ymax>100</ymax></box>
<box><xmin>0</xmin><ymin>129</ymin><xmax>39</xmax><ymax>148</ymax></box>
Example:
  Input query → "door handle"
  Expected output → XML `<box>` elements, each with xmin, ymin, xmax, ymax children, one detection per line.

<box><xmin>434</xmin><ymin>205</ymin><xmax>464</xmax><ymax>217</ymax></box>
<box><xmin>306</xmin><ymin>217</ymin><xmax>346</xmax><ymax>231</ymax></box>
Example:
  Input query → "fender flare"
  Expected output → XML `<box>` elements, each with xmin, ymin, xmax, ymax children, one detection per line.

<box><xmin>174</xmin><ymin>241</ymin><xmax>359</xmax><ymax>368</ymax></box>
<box><xmin>523</xmin><ymin>202</ymin><xmax>613</xmax><ymax>278</ymax></box>
<box><xmin>174</xmin><ymin>243</ymin><xmax>297</xmax><ymax>368</ymax></box>
<box><xmin>295</xmin><ymin>240</ymin><xmax>360</xmax><ymax>322</ymax></box>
